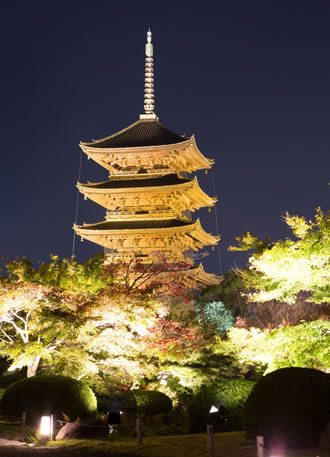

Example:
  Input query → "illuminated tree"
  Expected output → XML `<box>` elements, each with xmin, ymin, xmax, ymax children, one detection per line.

<box><xmin>229</xmin><ymin>208</ymin><xmax>330</xmax><ymax>304</ymax></box>
<box><xmin>0</xmin><ymin>254</ymin><xmax>205</xmax><ymax>386</ymax></box>
<box><xmin>219</xmin><ymin>320</ymin><xmax>330</xmax><ymax>374</ymax></box>
<box><xmin>0</xmin><ymin>280</ymin><xmax>94</xmax><ymax>377</ymax></box>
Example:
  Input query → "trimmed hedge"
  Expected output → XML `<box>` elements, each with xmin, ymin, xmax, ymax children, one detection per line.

<box><xmin>188</xmin><ymin>378</ymin><xmax>255</xmax><ymax>433</ymax></box>
<box><xmin>133</xmin><ymin>390</ymin><xmax>172</xmax><ymax>416</ymax></box>
<box><xmin>0</xmin><ymin>375</ymin><xmax>97</xmax><ymax>424</ymax></box>
<box><xmin>244</xmin><ymin>367</ymin><xmax>330</xmax><ymax>448</ymax></box>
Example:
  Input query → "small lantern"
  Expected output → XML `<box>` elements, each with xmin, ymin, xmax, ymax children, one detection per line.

<box><xmin>209</xmin><ymin>404</ymin><xmax>219</xmax><ymax>413</ymax></box>
<box><xmin>40</xmin><ymin>415</ymin><xmax>53</xmax><ymax>440</ymax></box>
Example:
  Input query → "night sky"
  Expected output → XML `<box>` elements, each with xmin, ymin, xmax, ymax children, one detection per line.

<box><xmin>1</xmin><ymin>1</ymin><xmax>329</xmax><ymax>275</ymax></box>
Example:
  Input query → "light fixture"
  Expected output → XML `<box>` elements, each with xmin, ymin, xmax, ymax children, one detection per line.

<box><xmin>209</xmin><ymin>405</ymin><xmax>219</xmax><ymax>413</ymax></box>
<box><xmin>40</xmin><ymin>415</ymin><xmax>53</xmax><ymax>440</ymax></box>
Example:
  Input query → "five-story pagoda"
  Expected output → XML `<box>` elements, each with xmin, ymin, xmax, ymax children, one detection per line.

<box><xmin>74</xmin><ymin>30</ymin><xmax>220</xmax><ymax>287</ymax></box>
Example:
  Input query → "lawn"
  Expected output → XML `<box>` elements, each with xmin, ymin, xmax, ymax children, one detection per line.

<box><xmin>46</xmin><ymin>433</ymin><xmax>330</xmax><ymax>457</ymax></box>
<box><xmin>0</xmin><ymin>421</ymin><xmax>328</xmax><ymax>457</ymax></box>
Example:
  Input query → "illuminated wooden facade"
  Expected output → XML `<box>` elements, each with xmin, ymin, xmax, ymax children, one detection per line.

<box><xmin>74</xmin><ymin>30</ymin><xmax>220</xmax><ymax>287</ymax></box>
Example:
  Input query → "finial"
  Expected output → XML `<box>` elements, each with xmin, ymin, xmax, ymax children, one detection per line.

<box><xmin>146</xmin><ymin>28</ymin><xmax>153</xmax><ymax>56</ymax></box>
<box><xmin>143</xmin><ymin>28</ymin><xmax>155</xmax><ymax>115</ymax></box>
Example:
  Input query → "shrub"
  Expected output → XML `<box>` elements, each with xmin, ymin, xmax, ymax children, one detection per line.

<box><xmin>196</xmin><ymin>301</ymin><xmax>234</xmax><ymax>335</ymax></box>
<box><xmin>133</xmin><ymin>390</ymin><xmax>172</xmax><ymax>416</ymax></box>
<box><xmin>0</xmin><ymin>375</ymin><xmax>97</xmax><ymax>424</ymax></box>
<box><xmin>188</xmin><ymin>378</ymin><xmax>255</xmax><ymax>433</ymax></box>
<box><xmin>244</xmin><ymin>367</ymin><xmax>330</xmax><ymax>448</ymax></box>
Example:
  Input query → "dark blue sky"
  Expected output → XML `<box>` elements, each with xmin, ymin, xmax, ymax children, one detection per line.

<box><xmin>0</xmin><ymin>1</ymin><xmax>329</xmax><ymax>275</ymax></box>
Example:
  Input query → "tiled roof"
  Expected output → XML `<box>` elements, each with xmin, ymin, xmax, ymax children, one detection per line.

<box><xmin>81</xmin><ymin>174</ymin><xmax>190</xmax><ymax>189</ymax></box>
<box><xmin>79</xmin><ymin>219</ymin><xmax>193</xmax><ymax>231</ymax></box>
<box><xmin>82</xmin><ymin>120</ymin><xmax>187</xmax><ymax>148</ymax></box>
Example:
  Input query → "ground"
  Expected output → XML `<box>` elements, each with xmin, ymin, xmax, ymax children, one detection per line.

<box><xmin>0</xmin><ymin>434</ymin><xmax>329</xmax><ymax>457</ymax></box>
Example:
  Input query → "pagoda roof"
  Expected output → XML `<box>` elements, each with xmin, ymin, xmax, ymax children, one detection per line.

<box><xmin>74</xmin><ymin>218</ymin><xmax>219</xmax><ymax>262</ymax></box>
<box><xmin>76</xmin><ymin>219</ymin><xmax>193</xmax><ymax>231</ymax></box>
<box><xmin>81</xmin><ymin>174</ymin><xmax>189</xmax><ymax>190</ymax></box>
<box><xmin>81</xmin><ymin>120</ymin><xmax>187</xmax><ymax>149</ymax></box>
<box><xmin>179</xmin><ymin>264</ymin><xmax>222</xmax><ymax>287</ymax></box>
<box><xmin>74</xmin><ymin>218</ymin><xmax>220</xmax><ymax>248</ymax></box>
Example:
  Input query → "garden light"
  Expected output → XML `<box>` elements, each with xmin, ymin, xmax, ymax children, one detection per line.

<box><xmin>209</xmin><ymin>405</ymin><xmax>219</xmax><ymax>413</ymax></box>
<box><xmin>40</xmin><ymin>415</ymin><xmax>53</xmax><ymax>440</ymax></box>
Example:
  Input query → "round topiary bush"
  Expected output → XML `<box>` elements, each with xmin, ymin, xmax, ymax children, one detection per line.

<box><xmin>133</xmin><ymin>390</ymin><xmax>172</xmax><ymax>416</ymax></box>
<box><xmin>244</xmin><ymin>367</ymin><xmax>330</xmax><ymax>448</ymax></box>
<box><xmin>188</xmin><ymin>378</ymin><xmax>255</xmax><ymax>433</ymax></box>
<box><xmin>0</xmin><ymin>375</ymin><xmax>97</xmax><ymax>425</ymax></box>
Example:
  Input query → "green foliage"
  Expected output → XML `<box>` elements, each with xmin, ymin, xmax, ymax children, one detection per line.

<box><xmin>133</xmin><ymin>390</ymin><xmax>172</xmax><ymax>416</ymax></box>
<box><xmin>230</xmin><ymin>208</ymin><xmax>330</xmax><ymax>304</ymax></box>
<box><xmin>196</xmin><ymin>301</ymin><xmax>234</xmax><ymax>336</ymax></box>
<box><xmin>5</xmin><ymin>254</ymin><xmax>112</xmax><ymax>295</ymax></box>
<box><xmin>0</xmin><ymin>254</ymin><xmax>240</xmax><ymax>394</ymax></box>
<box><xmin>1</xmin><ymin>375</ymin><xmax>97</xmax><ymax>424</ymax></box>
<box><xmin>222</xmin><ymin>320</ymin><xmax>330</xmax><ymax>373</ymax></box>
<box><xmin>244</xmin><ymin>367</ymin><xmax>330</xmax><ymax>447</ymax></box>
<box><xmin>0</xmin><ymin>278</ymin><xmax>96</xmax><ymax>377</ymax></box>
<box><xmin>187</xmin><ymin>378</ymin><xmax>255</xmax><ymax>433</ymax></box>
<box><xmin>0</xmin><ymin>254</ymin><xmax>164</xmax><ymax>381</ymax></box>
<box><xmin>2</xmin><ymin>254</ymin><xmax>213</xmax><ymax>389</ymax></box>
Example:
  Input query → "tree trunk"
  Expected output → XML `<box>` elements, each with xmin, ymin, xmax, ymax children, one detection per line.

<box><xmin>27</xmin><ymin>355</ymin><xmax>41</xmax><ymax>377</ymax></box>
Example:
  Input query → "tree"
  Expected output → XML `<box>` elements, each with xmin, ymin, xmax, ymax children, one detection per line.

<box><xmin>0</xmin><ymin>275</ymin><xmax>96</xmax><ymax>377</ymax></box>
<box><xmin>0</xmin><ymin>255</ymin><xmax>166</xmax><ymax>380</ymax></box>
<box><xmin>229</xmin><ymin>208</ymin><xmax>330</xmax><ymax>304</ymax></box>
<box><xmin>0</xmin><ymin>254</ymin><xmax>206</xmax><ymax>387</ymax></box>
<box><xmin>195</xmin><ymin>301</ymin><xmax>234</xmax><ymax>336</ymax></box>
<box><xmin>220</xmin><ymin>320</ymin><xmax>330</xmax><ymax>374</ymax></box>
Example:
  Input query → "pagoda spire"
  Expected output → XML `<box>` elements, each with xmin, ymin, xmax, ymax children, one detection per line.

<box><xmin>142</xmin><ymin>28</ymin><xmax>156</xmax><ymax>119</ymax></box>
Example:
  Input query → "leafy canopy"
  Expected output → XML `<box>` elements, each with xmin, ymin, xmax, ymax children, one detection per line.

<box><xmin>0</xmin><ymin>254</ymin><xmax>216</xmax><ymax>389</ymax></box>
<box><xmin>229</xmin><ymin>208</ymin><xmax>329</xmax><ymax>304</ymax></box>
<box><xmin>219</xmin><ymin>320</ymin><xmax>330</xmax><ymax>374</ymax></box>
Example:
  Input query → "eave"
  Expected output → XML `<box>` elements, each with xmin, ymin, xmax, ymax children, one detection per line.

<box><xmin>80</xmin><ymin>136</ymin><xmax>214</xmax><ymax>174</ymax></box>
<box><xmin>77</xmin><ymin>176</ymin><xmax>217</xmax><ymax>212</ymax></box>
<box><xmin>73</xmin><ymin>218</ymin><xmax>220</xmax><ymax>253</ymax></box>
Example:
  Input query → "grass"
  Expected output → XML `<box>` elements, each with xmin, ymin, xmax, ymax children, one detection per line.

<box><xmin>0</xmin><ymin>421</ymin><xmax>328</xmax><ymax>457</ymax></box>
<box><xmin>41</xmin><ymin>433</ymin><xmax>257</xmax><ymax>456</ymax></box>
<box><xmin>47</xmin><ymin>432</ymin><xmax>329</xmax><ymax>457</ymax></box>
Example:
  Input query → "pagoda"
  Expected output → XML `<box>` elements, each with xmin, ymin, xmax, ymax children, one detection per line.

<box><xmin>74</xmin><ymin>30</ymin><xmax>220</xmax><ymax>287</ymax></box>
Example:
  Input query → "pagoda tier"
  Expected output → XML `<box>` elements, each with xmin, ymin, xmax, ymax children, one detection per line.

<box><xmin>74</xmin><ymin>218</ymin><xmax>219</xmax><ymax>264</ymax></box>
<box><xmin>77</xmin><ymin>174</ymin><xmax>216</xmax><ymax>219</ymax></box>
<box><xmin>80</xmin><ymin>119</ymin><xmax>213</xmax><ymax>177</ymax></box>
